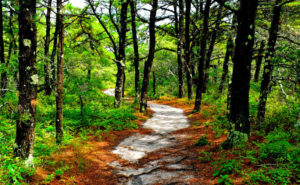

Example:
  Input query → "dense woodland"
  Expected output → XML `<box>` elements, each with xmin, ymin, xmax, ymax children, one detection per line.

<box><xmin>0</xmin><ymin>0</ymin><xmax>299</xmax><ymax>184</ymax></box>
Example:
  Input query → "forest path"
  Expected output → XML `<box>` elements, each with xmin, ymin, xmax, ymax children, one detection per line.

<box><xmin>103</xmin><ymin>89</ymin><xmax>198</xmax><ymax>185</ymax></box>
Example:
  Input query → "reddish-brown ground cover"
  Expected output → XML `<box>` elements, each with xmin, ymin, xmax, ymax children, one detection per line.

<box><xmin>30</xmin><ymin>98</ymin><xmax>248</xmax><ymax>185</ymax></box>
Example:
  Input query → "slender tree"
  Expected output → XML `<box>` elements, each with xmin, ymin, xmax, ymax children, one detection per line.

<box><xmin>184</xmin><ymin>0</ymin><xmax>193</xmax><ymax>99</ymax></box>
<box><xmin>15</xmin><ymin>0</ymin><xmax>38</xmax><ymax>161</ymax></box>
<box><xmin>56</xmin><ymin>0</ymin><xmax>64</xmax><ymax>144</ymax></box>
<box><xmin>50</xmin><ymin>11</ymin><xmax>58</xmax><ymax>90</ymax></box>
<box><xmin>88</xmin><ymin>0</ymin><xmax>129</xmax><ymax>107</ymax></box>
<box><xmin>140</xmin><ymin>0</ymin><xmax>158</xmax><ymax>112</ymax></box>
<box><xmin>219</xmin><ymin>37</ymin><xmax>233</xmax><ymax>93</ymax></box>
<box><xmin>203</xmin><ymin>5</ymin><xmax>222</xmax><ymax>92</ymax></box>
<box><xmin>194</xmin><ymin>0</ymin><xmax>211</xmax><ymax>112</ymax></box>
<box><xmin>257</xmin><ymin>0</ymin><xmax>285</xmax><ymax>123</ymax></box>
<box><xmin>44</xmin><ymin>0</ymin><xmax>52</xmax><ymax>95</ymax></box>
<box><xmin>130</xmin><ymin>0</ymin><xmax>140</xmax><ymax>99</ymax></box>
<box><xmin>114</xmin><ymin>0</ymin><xmax>129</xmax><ymax>107</ymax></box>
<box><xmin>254</xmin><ymin>40</ymin><xmax>265</xmax><ymax>82</ymax></box>
<box><xmin>0</xmin><ymin>0</ymin><xmax>7</xmax><ymax>97</ymax></box>
<box><xmin>222</xmin><ymin>0</ymin><xmax>258</xmax><ymax>148</ymax></box>
<box><xmin>174</xmin><ymin>0</ymin><xmax>185</xmax><ymax>98</ymax></box>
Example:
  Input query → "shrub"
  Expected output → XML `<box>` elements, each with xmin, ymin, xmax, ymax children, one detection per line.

<box><xmin>258</xmin><ymin>130</ymin><xmax>297</xmax><ymax>163</ymax></box>
<box><xmin>196</xmin><ymin>136</ymin><xmax>209</xmax><ymax>147</ymax></box>
<box><xmin>198</xmin><ymin>151</ymin><xmax>212</xmax><ymax>163</ymax></box>
<box><xmin>217</xmin><ymin>175</ymin><xmax>234</xmax><ymax>185</ymax></box>
<box><xmin>213</xmin><ymin>159</ymin><xmax>241</xmax><ymax>177</ymax></box>
<box><xmin>246</xmin><ymin>170</ymin><xmax>271</xmax><ymax>184</ymax></box>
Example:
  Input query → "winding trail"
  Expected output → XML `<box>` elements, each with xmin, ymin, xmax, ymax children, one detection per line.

<box><xmin>103</xmin><ymin>89</ymin><xmax>196</xmax><ymax>185</ymax></box>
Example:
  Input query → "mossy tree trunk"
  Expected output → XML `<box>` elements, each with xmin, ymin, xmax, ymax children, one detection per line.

<box><xmin>114</xmin><ymin>0</ymin><xmax>129</xmax><ymax>107</ymax></box>
<box><xmin>257</xmin><ymin>0</ymin><xmax>283</xmax><ymax>123</ymax></box>
<box><xmin>222</xmin><ymin>0</ymin><xmax>258</xmax><ymax>149</ymax></box>
<box><xmin>15</xmin><ymin>0</ymin><xmax>38</xmax><ymax>161</ymax></box>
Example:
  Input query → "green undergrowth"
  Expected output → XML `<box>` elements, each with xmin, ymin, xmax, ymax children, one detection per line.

<box><xmin>193</xmin><ymin>85</ymin><xmax>299</xmax><ymax>184</ymax></box>
<box><xmin>0</xmin><ymin>87</ymin><xmax>138</xmax><ymax>184</ymax></box>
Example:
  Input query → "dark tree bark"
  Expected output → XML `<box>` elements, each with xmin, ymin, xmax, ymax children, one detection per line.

<box><xmin>219</xmin><ymin>37</ymin><xmax>233</xmax><ymax>93</ymax></box>
<box><xmin>44</xmin><ymin>0</ymin><xmax>52</xmax><ymax>95</ymax></box>
<box><xmin>56</xmin><ymin>0</ymin><xmax>64</xmax><ymax>144</ymax></box>
<box><xmin>222</xmin><ymin>0</ymin><xmax>258</xmax><ymax>148</ymax></box>
<box><xmin>254</xmin><ymin>40</ymin><xmax>265</xmax><ymax>82</ymax></box>
<box><xmin>114</xmin><ymin>0</ymin><xmax>129</xmax><ymax>107</ymax></box>
<box><xmin>185</xmin><ymin>0</ymin><xmax>193</xmax><ymax>100</ymax></box>
<box><xmin>140</xmin><ymin>0</ymin><xmax>158</xmax><ymax>112</ymax></box>
<box><xmin>257</xmin><ymin>0</ymin><xmax>283</xmax><ymax>123</ymax></box>
<box><xmin>0</xmin><ymin>0</ymin><xmax>7</xmax><ymax>97</ymax></box>
<box><xmin>194</xmin><ymin>0</ymin><xmax>211</xmax><ymax>112</ymax></box>
<box><xmin>15</xmin><ymin>0</ymin><xmax>37</xmax><ymax>160</ymax></box>
<box><xmin>130</xmin><ymin>0</ymin><xmax>140</xmax><ymax>99</ymax></box>
<box><xmin>174</xmin><ymin>0</ymin><xmax>185</xmax><ymax>98</ymax></box>
<box><xmin>203</xmin><ymin>5</ymin><xmax>222</xmax><ymax>92</ymax></box>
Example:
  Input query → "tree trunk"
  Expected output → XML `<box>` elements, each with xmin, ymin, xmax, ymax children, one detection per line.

<box><xmin>7</xmin><ymin>6</ymin><xmax>16</xmax><ymax>71</ymax></box>
<box><xmin>0</xmin><ymin>0</ymin><xmax>7</xmax><ymax>97</ymax></box>
<box><xmin>114</xmin><ymin>0</ymin><xmax>129</xmax><ymax>107</ymax></box>
<box><xmin>130</xmin><ymin>0</ymin><xmax>140</xmax><ymax>99</ymax></box>
<box><xmin>7</xmin><ymin>5</ymin><xmax>18</xmax><ymax>86</ymax></box>
<box><xmin>254</xmin><ymin>40</ymin><xmax>265</xmax><ymax>82</ymax></box>
<box><xmin>222</xmin><ymin>0</ymin><xmax>258</xmax><ymax>148</ymax></box>
<box><xmin>50</xmin><ymin>14</ymin><xmax>59</xmax><ymax>90</ymax></box>
<box><xmin>185</xmin><ymin>0</ymin><xmax>193</xmax><ymax>100</ymax></box>
<box><xmin>194</xmin><ymin>0</ymin><xmax>211</xmax><ymax>112</ymax></box>
<box><xmin>44</xmin><ymin>0</ymin><xmax>52</xmax><ymax>95</ymax></box>
<box><xmin>15</xmin><ymin>0</ymin><xmax>37</xmax><ymax>161</ymax></box>
<box><xmin>174</xmin><ymin>0</ymin><xmax>185</xmax><ymax>98</ymax></box>
<box><xmin>219</xmin><ymin>38</ymin><xmax>233</xmax><ymax>93</ymax></box>
<box><xmin>257</xmin><ymin>0</ymin><xmax>283</xmax><ymax>123</ymax></box>
<box><xmin>140</xmin><ymin>0</ymin><xmax>158</xmax><ymax>112</ymax></box>
<box><xmin>203</xmin><ymin>5</ymin><xmax>222</xmax><ymax>92</ymax></box>
<box><xmin>56</xmin><ymin>0</ymin><xmax>64</xmax><ymax>144</ymax></box>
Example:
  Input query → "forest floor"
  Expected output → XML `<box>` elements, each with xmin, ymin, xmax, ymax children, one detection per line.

<box><xmin>30</xmin><ymin>90</ymin><xmax>245</xmax><ymax>185</ymax></box>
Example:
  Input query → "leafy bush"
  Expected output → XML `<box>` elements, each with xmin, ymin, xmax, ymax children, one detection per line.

<box><xmin>198</xmin><ymin>151</ymin><xmax>212</xmax><ymax>163</ymax></box>
<box><xmin>246</xmin><ymin>170</ymin><xmax>271</xmax><ymax>184</ymax></box>
<box><xmin>0</xmin><ymin>159</ymin><xmax>36</xmax><ymax>185</ymax></box>
<box><xmin>258</xmin><ymin>130</ymin><xmax>297</xmax><ymax>163</ymax></box>
<box><xmin>217</xmin><ymin>175</ymin><xmax>233</xmax><ymax>185</ymax></box>
<box><xmin>213</xmin><ymin>159</ymin><xmax>241</xmax><ymax>177</ymax></box>
<box><xmin>245</xmin><ymin>167</ymin><xmax>293</xmax><ymax>185</ymax></box>
<box><xmin>196</xmin><ymin>136</ymin><xmax>209</xmax><ymax>147</ymax></box>
<box><xmin>267</xmin><ymin>167</ymin><xmax>292</xmax><ymax>185</ymax></box>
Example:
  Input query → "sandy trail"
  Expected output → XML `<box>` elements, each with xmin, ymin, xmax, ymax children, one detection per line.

<box><xmin>103</xmin><ymin>89</ymin><xmax>196</xmax><ymax>185</ymax></box>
